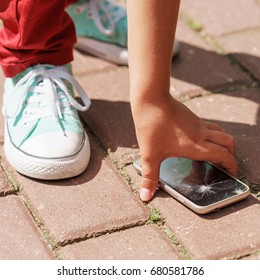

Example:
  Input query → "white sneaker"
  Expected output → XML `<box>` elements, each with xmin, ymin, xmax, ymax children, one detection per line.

<box><xmin>2</xmin><ymin>64</ymin><xmax>91</xmax><ymax>180</ymax></box>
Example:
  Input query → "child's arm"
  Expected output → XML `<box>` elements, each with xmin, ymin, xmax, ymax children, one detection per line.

<box><xmin>127</xmin><ymin>0</ymin><xmax>238</xmax><ymax>202</ymax></box>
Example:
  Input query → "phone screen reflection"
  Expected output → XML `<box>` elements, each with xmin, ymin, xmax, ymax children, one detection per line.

<box><xmin>160</xmin><ymin>158</ymin><xmax>248</xmax><ymax>206</ymax></box>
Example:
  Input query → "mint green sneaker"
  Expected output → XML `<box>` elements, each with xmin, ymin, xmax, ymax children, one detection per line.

<box><xmin>2</xmin><ymin>64</ymin><xmax>91</xmax><ymax>180</ymax></box>
<box><xmin>67</xmin><ymin>0</ymin><xmax>128</xmax><ymax>64</ymax></box>
<box><xmin>67</xmin><ymin>0</ymin><xmax>179</xmax><ymax>65</ymax></box>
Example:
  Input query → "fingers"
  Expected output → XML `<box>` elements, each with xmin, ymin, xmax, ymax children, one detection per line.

<box><xmin>204</xmin><ymin>121</ymin><xmax>225</xmax><ymax>132</ymax></box>
<box><xmin>139</xmin><ymin>158</ymin><xmax>160</xmax><ymax>202</ymax></box>
<box><xmin>201</xmin><ymin>142</ymin><xmax>238</xmax><ymax>176</ymax></box>
<box><xmin>206</xmin><ymin>130</ymin><xmax>236</xmax><ymax>155</ymax></box>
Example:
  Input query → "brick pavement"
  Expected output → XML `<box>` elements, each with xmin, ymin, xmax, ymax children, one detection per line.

<box><xmin>0</xmin><ymin>0</ymin><xmax>259</xmax><ymax>260</ymax></box>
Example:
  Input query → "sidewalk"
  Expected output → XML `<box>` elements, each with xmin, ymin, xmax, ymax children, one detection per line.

<box><xmin>0</xmin><ymin>0</ymin><xmax>259</xmax><ymax>260</ymax></box>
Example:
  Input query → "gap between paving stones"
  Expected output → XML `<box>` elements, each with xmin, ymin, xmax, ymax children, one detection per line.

<box><xmin>0</xmin><ymin>160</ymin><xmax>15</xmax><ymax>197</ymax></box>
<box><xmin>222</xmin><ymin>249</ymin><xmax>260</xmax><ymax>260</ymax></box>
<box><xmin>145</xmin><ymin>206</ymin><xmax>194</xmax><ymax>260</ymax></box>
<box><xmin>179</xmin><ymin>11</ymin><xmax>259</xmax><ymax>89</ymax></box>
<box><xmin>0</xmin><ymin>158</ymin><xmax>64</xmax><ymax>259</ymax></box>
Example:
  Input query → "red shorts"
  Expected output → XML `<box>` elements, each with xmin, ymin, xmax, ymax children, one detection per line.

<box><xmin>0</xmin><ymin>0</ymin><xmax>77</xmax><ymax>77</ymax></box>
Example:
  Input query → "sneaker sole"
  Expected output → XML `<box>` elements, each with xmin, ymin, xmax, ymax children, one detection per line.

<box><xmin>75</xmin><ymin>36</ymin><xmax>129</xmax><ymax>65</ymax></box>
<box><xmin>75</xmin><ymin>37</ymin><xmax>180</xmax><ymax>65</ymax></box>
<box><xmin>4</xmin><ymin>128</ymin><xmax>91</xmax><ymax>180</ymax></box>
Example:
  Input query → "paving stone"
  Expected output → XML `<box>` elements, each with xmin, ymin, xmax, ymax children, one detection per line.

<box><xmin>1</xmin><ymin>137</ymin><xmax>148</xmax><ymax>245</ymax></box>
<box><xmin>78</xmin><ymin>68</ymin><xmax>140</xmax><ymax>164</ymax></box>
<box><xmin>0</xmin><ymin>163</ymin><xmax>14</xmax><ymax>196</ymax></box>
<box><xmin>0</xmin><ymin>195</ymin><xmax>54</xmax><ymax>259</ymax></box>
<box><xmin>241</xmin><ymin>253</ymin><xmax>260</xmax><ymax>260</ymax></box>
<box><xmin>218</xmin><ymin>30</ymin><xmax>260</xmax><ymax>80</ymax></box>
<box><xmin>72</xmin><ymin>49</ymin><xmax>117</xmax><ymax>77</ymax></box>
<box><xmin>172</xmin><ymin>21</ymin><xmax>251</xmax><ymax>98</ymax></box>
<box><xmin>151</xmin><ymin>191</ymin><xmax>260</xmax><ymax>259</ymax></box>
<box><xmin>184</xmin><ymin>88</ymin><xmax>260</xmax><ymax>184</ymax></box>
<box><xmin>62</xmin><ymin>224</ymin><xmax>182</xmax><ymax>260</ymax></box>
<box><xmin>180</xmin><ymin>0</ymin><xmax>260</xmax><ymax>37</ymax></box>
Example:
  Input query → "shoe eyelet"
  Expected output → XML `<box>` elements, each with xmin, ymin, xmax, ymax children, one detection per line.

<box><xmin>23</xmin><ymin>110</ymin><xmax>29</xmax><ymax>116</ymax></box>
<box><xmin>23</xmin><ymin>121</ymin><xmax>28</xmax><ymax>126</ymax></box>
<box><xmin>75</xmin><ymin>7</ymin><xmax>82</xmax><ymax>14</ymax></box>
<box><xmin>87</xmin><ymin>11</ymin><xmax>93</xmax><ymax>19</ymax></box>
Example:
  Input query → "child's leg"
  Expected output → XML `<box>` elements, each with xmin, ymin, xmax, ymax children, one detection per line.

<box><xmin>1</xmin><ymin>0</ymin><xmax>91</xmax><ymax>180</ymax></box>
<box><xmin>0</xmin><ymin>0</ymin><xmax>76</xmax><ymax>77</ymax></box>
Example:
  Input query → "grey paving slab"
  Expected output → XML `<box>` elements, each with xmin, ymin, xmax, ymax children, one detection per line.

<box><xmin>180</xmin><ymin>0</ymin><xmax>260</xmax><ymax>37</ymax></box>
<box><xmin>172</xmin><ymin>21</ymin><xmax>251</xmax><ymax>98</ymax></box>
<box><xmin>184</xmin><ymin>88</ymin><xmax>260</xmax><ymax>184</ymax></box>
<box><xmin>1</xmin><ymin>137</ymin><xmax>148</xmax><ymax>245</ymax></box>
<box><xmin>0</xmin><ymin>195</ymin><xmax>54</xmax><ymax>259</ymax></box>
<box><xmin>218</xmin><ymin>30</ymin><xmax>260</xmax><ymax>80</ymax></box>
<box><xmin>62</xmin><ymin>224</ymin><xmax>182</xmax><ymax>260</ymax></box>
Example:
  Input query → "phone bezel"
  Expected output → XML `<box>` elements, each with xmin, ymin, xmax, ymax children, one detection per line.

<box><xmin>133</xmin><ymin>158</ymin><xmax>250</xmax><ymax>214</ymax></box>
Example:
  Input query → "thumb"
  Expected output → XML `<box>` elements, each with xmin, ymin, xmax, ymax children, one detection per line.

<box><xmin>140</xmin><ymin>158</ymin><xmax>160</xmax><ymax>202</ymax></box>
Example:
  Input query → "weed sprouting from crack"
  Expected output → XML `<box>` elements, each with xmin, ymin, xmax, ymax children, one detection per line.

<box><xmin>146</xmin><ymin>207</ymin><xmax>193</xmax><ymax>259</ymax></box>
<box><xmin>0</xmin><ymin>159</ymin><xmax>20</xmax><ymax>193</ymax></box>
<box><xmin>108</xmin><ymin>155</ymin><xmax>132</xmax><ymax>187</ymax></box>
<box><xmin>18</xmin><ymin>193</ymin><xmax>65</xmax><ymax>259</ymax></box>
<box><xmin>163</xmin><ymin>225</ymin><xmax>193</xmax><ymax>260</ymax></box>
<box><xmin>239</xmin><ymin>173</ymin><xmax>260</xmax><ymax>198</ymax></box>
<box><xmin>179</xmin><ymin>12</ymin><xmax>203</xmax><ymax>33</ymax></box>
<box><xmin>148</xmin><ymin>207</ymin><xmax>163</xmax><ymax>224</ymax></box>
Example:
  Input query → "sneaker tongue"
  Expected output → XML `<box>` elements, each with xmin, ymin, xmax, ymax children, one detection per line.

<box><xmin>12</xmin><ymin>64</ymin><xmax>72</xmax><ymax>85</ymax></box>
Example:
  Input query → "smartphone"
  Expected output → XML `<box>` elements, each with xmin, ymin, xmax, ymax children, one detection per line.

<box><xmin>133</xmin><ymin>157</ymin><xmax>250</xmax><ymax>214</ymax></box>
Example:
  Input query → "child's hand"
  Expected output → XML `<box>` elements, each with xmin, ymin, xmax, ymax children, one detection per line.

<box><xmin>131</xmin><ymin>94</ymin><xmax>238</xmax><ymax>202</ymax></box>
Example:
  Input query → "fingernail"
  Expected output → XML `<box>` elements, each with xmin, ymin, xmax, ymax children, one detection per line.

<box><xmin>140</xmin><ymin>188</ymin><xmax>153</xmax><ymax>202</ymax></box>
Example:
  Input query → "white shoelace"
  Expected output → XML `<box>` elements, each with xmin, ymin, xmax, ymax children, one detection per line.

<box><xmin>76</xmin><ymin>0</ymin><xmax>126</xmax><ymax>36</ymax></box>
<box><xmin>4</xmin><ymin>66</ymin><xmax>91</xmax><ymax>126</ymax></box>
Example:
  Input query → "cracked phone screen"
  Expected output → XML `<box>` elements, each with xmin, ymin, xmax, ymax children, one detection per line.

<box><xmin>159</xmin><ymin>158</ymin><xmax>248</xmax><ymax>206</ymax></box>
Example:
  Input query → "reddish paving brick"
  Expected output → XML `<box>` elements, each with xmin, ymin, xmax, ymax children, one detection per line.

<box><xmin>241</xmin><ymin>253</ymin><xmax>260</xmax><ymax>260</ymax></box>
<box><xmin>184</xmin><ymin>88</ymin><xmax>260</xmax><ymax>184</ymax></box>
<box><xmin>151</xmin><ymin>191</ymin><xmax>260</xmax><ymax>260</ymax></box>
<box><xmin>72</xmin><ymin>49</ymin><xmax>117</xmax><ymax>77</ymax></box>
<box><xmin>218</xmin><ymin>30</ymin><xmax>260</xmax><ymax>80</ymax></box>
<box><xmin>180</xmin><ymin>0</ymin><xmax>260</xmax><ymax>37</ymax></box>
<box><xmin>77</xmin><ymin>67</ymin><xmax>130</xmax><ymax>102</ymax></box>
<box><xmin>62</xmin><ymin>225</ymin><xmax>182</xmax><ymax>260</ymax></box>
<box><xmin>0</xmin><ymin>164</ymin><xmax>14</xmax><ymax>195</ymax></box>
<box><xmin>1</xmin><ymin>137</ymin><xmax>148</xmax><ymax>245</ymax></box>
<box><xmin>0</xmin><ymin>195</ymin><xmax>54</xmax><ymax>259</ymax></box>
<box><xmin>78</xmin><ymin>68</ymin><xmax>140</xmax><ymax>164</ymax></box>
<box><xmin>172</xmin><ymin>21</ymin><xmax>251</xmax><ymax>98</ymax></box>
